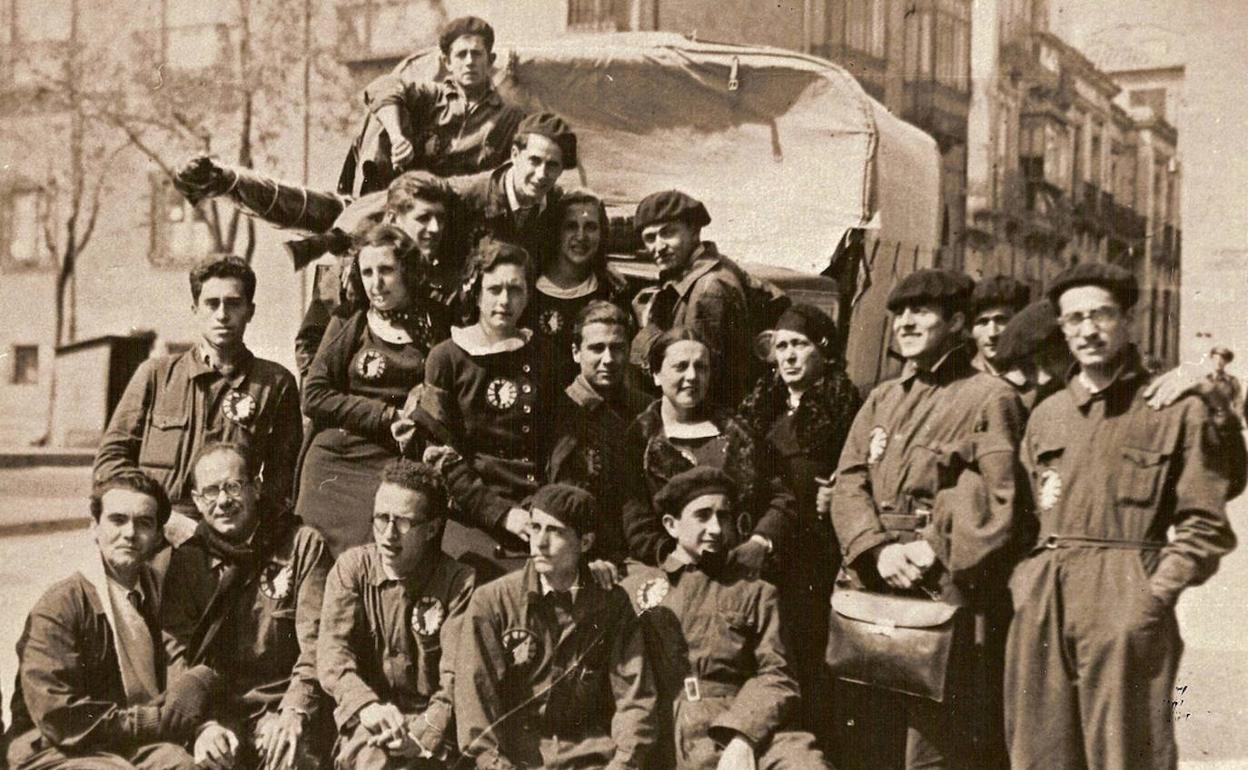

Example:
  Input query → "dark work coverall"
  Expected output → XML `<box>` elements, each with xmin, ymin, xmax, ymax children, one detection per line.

<box><xmin>1006</xmin><ymin>349</ymin><xmax>1240</xmax><ymax>770</ymax></box>
<box><xmin>620</xmin><ymin>557</ymin><xmax>830</xmax><ymax>770</ymax></box>
<box><xmin>830</xmin><ymin>344</ymin><xmax>1025</xmax><ymax>769</ymax></box>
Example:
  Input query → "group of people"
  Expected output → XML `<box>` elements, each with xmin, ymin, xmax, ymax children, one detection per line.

<box><xmin>5</xmin><ymin>13</ymin><xmax>1245</xmax><ymax>770</ymax></box>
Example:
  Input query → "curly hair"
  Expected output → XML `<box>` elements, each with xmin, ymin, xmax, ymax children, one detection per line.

<box><xmin>460</xmin><ymin>238</ymin><xmax>535</xmax><ymax>323</ymax></box>
<box><xmin>379</xmin><ymin>459</ymin><xmax>447</xmax><ymax>517</ymax></box>
<box><xmin>343</xmin><ymin>222</ymin><xmax>423</xmax><ymax>314</ymax></box>
<box><xmin>90</xmin><ymin>471</ymin><xmax>172</xmax><ymax>528</ymax></box>
<box><xmin>189</xmin><ymin>254</ymin><xmax>256</xmax><ymax>303</ymax></box>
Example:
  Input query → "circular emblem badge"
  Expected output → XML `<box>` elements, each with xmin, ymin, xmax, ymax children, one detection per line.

<box><xmin>486</xmin><ymin>378</ymin><xmax>519</xmax><ymax>411</ymax></box>
<box><xmin>868</xmin><ymin>427</ymin><xmax>889</xmax><ymax>466</ymax></box>
<box><xmin>356</xmin><ymin>350</ymin><xmax>388</xmax><ymax>380</ymax></box>
<box><xmin>636</xmin><ymin>577</ymin><xmax>670</xmax><ymax>611</ymax></box>
<box><xmin>1038</xmin><ymin>469</ymin><xmax>1063</xmax><ymax>511</ymax></box>
<box><xmin>502</xmin><ymin>628</ymin><xmax>537</xmax><ymax>666</ymax></box>
<box><xmin>259</xmin><ymin>563</ymin><xmax>293</xmax><ymax>601</ymax></box>
<box><xmin>410</xmin><ymin>597</ymin><xmax>446</xmax><ymax>637</ymax></box>
<box><xmin>222</xmin><ymin>390</ymin><xmax>257</xmax><ymax>425</ymax></box>
<box><xmin>538</xmin><ymin>309</ymin><xmax>564</xmax><ymax>336</ymax></box>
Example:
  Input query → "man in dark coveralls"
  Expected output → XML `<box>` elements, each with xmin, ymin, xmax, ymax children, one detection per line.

<box><xmin>829</xmin><ymin>269</ymin><xmax>1026</xmax><ymax>769</ymax></box>
<box><xmin>455</xmin><ymin>484</ymin><xmax>657</xmax><ymax>770</ymax></box>
<box><xmin>1005</xmin><ymin>264</ymin><xmax>1242</xmax><ymax>770</ymax></box>
<box><xmin>318</xmin><ymin>459</ymin><xmax>476</xmax><ymax>769</ymax></box>
<box><xmin>620</xmin><ymin>466</ymin><xmax>830</xmax><ymax>770</ymax></box>
<box><xmin>161</xmin><ymin>443</ymin><xmax>332</xmax><ymax>770</ymax></box>
<box><xmin>6</xmin><ymin>472</ymin><xmax>218</xmax><ymax>770</ymax></box>
<box><xmin>967</xmin><ymin>275</ymin><xmax>1030</xmax><ymax>381</ymax></box>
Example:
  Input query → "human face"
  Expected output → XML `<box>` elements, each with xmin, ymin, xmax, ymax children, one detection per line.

<box><xmin>654</xmin><ymin>340</ymin><xmax>710</xmax><ymax>416</ymax></box>
<box><xmin>443</xmin><ymin>35</ymin><xmax>492</xmax><ymax>94</ymax></box>
<box><xmin>641</xmin><ymin>220</ymin><xmax>699</xmax><ymax>275</ymax></box>
<box><xmin>192</xmin><ymin>450</ymin><xmax>259</xmax><ymax>542</ymax></box>
<box><xmin>1212</xmin><ymin>353</ymin><xmax>1229</xmax><ymax>373</ymax></box>
<box><xmin>510</xmin><ymin>134</ymin><xmax>564</xmax><ymax>204</ymax></box>
<box><xmin>358</xmin><ymin>245</ymin><xmax>411</xmax><ymax>313</ymax></box>
<box><xmin>372</xmin><ymin>482</ymin><xmax>439</xmax><ymax>576</ymax></box>
<box><xmin>558</xmin><ymin>202</ymin><xmax>602</xmax><ymax>270</ymax></box>
<box><xmin>93</xmin><ymin>489</ymin><xmax>161</xmax><ymax>582</ymax></box>
<box><xmin>573</xmin><ymin>322</ymin><xmax>628</xmax><ymax>391</ymax></box>
<box><xmin>390</xmin><ymin>200</ymin><xmax>445</xmax><ymax>258</ymax></box>
<box><xmin>663</xmin><ymin>493</ymin><xmax>736</xmax><ymax>563</ymax></box>
<box><xmin>529</xmin><ymin>509</ymin><xmax>591</xmax><ymax>581</ymax></box>
<box><xmin>892</xmin><ymin>303</ymin><xmax>963</xmax><ymax>364</ymax></box>
<box><xmin>971</xmin><ymin>305</ymin><xmax>1014</xmax><ymax>365</ymax></box>
<box><xmin>772</xmin><ymin>329</ymin><xmax>826</xmax><ymax>390</ymax></box>
<box><xmin>193</xmin><ymin>277</ymin><xmax>254</xmax><ymax>350</ymax></box>
<box><xmin>477</xmin><ymin>263</ymin><xmax>528</xmax><ymax>336</ymax></box>
<box><xmin>1057</xmin><ymin>285</ymin><xmax>1131</xmax><ymax>374</ymax></box>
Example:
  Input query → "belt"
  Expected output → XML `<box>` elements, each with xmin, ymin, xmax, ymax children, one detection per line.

<box><xmin>880</xmin><ymin>510</ymin><xmax>931</xmax><ymax>531</ymax></box>
<box><xmin>1035</xmin><ymin>534</ymin><xmax>1166</xmax><ymax>552</ymax></box>
<box><xmin>680</xmin><ymin>676</ymin><xmax>740</xmax><ymax>703</ymax></box>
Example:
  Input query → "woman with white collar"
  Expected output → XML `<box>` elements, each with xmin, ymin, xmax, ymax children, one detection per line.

<box><xmin>419</xmin><ymin>238</ymin><xmax>558</xmax><ymax>580</ymax></box>
<box><xmin>523</xmin><ymin>190</ymin><xmax>630</xmax><ymax>388</ymax></box>
<box><xmin>297</xmin><ymin>222</ymin><xmax>451</xmax><ymax>556</ymax></box>
<box><xmin>620</xmin><ymin>327</ymin><xmax>796</xmax><ymax>573</ymax></box>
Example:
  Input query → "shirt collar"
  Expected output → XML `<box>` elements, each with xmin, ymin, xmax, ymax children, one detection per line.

<box><xmin>663</xmin><ymin>243</ymin><xmax>720</xmax><ymax>297</ymax></box>
<box><xmin>191</xmin><ymin>343</ymin><xmax>253</xmax><ymax>385</ymax></box>
<box><xmin>661</xmin><ymin>548</ymin><xmax>696</xmax><ymax>575</ymax></box>
<box><xmin>538</xmin><ymin>573</ymin><xmax>583</xmax><ymax>602</ymax></box>
<box><xmin>504</xmin><ymin>167</ymin><xmax>548</xmax><ymax>216</ymax></box>
<box><xmin>1067</xmin><ymin>346</ymin><xmax>1146</xmax><ymax>409</ymax></box>
<box><xmin>438</xmin><ymin>77</ymin><xmax>500</xmax><ymax>109</ymax></box>
<box><xmin>566</xmin><ymin>374</ymin><xmax>606</xmax><ymax>410</ymax></box>
<box><xmin>900</xmin><ymin>342</ymin><xmax>971</xmax><ymax>384</ymax></box>
<box><xmin>450</xmin><ymin>324</ymin><xmax>532</xmax><ymax>355</ymax></box>
<box><xmin>536</xmin><ymin>273</ymin><xmax>599</xmax><ymax>299</ymax></box>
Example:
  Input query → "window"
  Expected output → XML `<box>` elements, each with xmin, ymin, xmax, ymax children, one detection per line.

<box><xmin>845</xmin><ymin>0</ymin><xmax>886</xmax><ymax>59</ymax></box>
<box><xmin>902</xmin><ymin>0</ymin><xmax>969</xmax><ymax>91</ymax></box>
<box><xmin>149</xmin><ymin>174</ymin><xmax>214</xmax><ymax>266</ymax></box>
<box><xmin>567</xmin><ymin>0</ymin><xmax>630</xmax><ymax>31</ymax></box>
<box><xmin>1129</xmin><ymin>88</ymin><xmax>1167</xmax><ymax>122</ymax></box>
<box><xmin>11</xmin><ymin>345</ymin><xmax>38</xmax><ymax>385</ymax></box>
<box><xmin>903</xmin><ymin>7</ymin><xmax>932</xmax><ymax>81</ymax></box>
<box><xmin>1089</xmin><ymin>123</ymin><xmax>1103</xmax><ymax>189</ymax></box>
<box><xmin>2</xmin><ymin>189</ymin><xmax>50</xmax><ymax>270</ymax></box>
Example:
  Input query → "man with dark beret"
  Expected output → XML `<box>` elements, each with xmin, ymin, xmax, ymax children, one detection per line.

<box><xmin>340</xmin><ymin>15</ymin><xmax>528</xmax><ymax>195</ymax></box>
<box><xmin>629</xmin><ymin>190</ymin><xmax>754</xmax><ymax>409</ymax></box>
<box><xmin>993</xmin><ymin>298</ymin><xmax>1070</xmax><ymax>411</ymax></box>
<box><xmin>829</xmin><ymin>268</ymin><xmax>1026</xmax><ymax>769</ymax></box>
<box><xmin>455</xmin><ymin>483</ymin><xmax>657</xmax><ymax>770</ymax></box>
<box><xmin>969</xmin><ymin>275</ymin><xmax>1030</xmax><ymax>378</ymax></box>
<box><xmin>1005</xmin><ymin>263</ymin><xmax>1242</xmax><ymax>770</ymax></box>
<box><xmin>1207</xmin><ymin>345</ymin><xmax>1244</xmax><ymax>418</ymax></box>
<box><xmin>620</xmin><ymin>467</ymin><xmax>830</xmax><ymax>770</ymax></box>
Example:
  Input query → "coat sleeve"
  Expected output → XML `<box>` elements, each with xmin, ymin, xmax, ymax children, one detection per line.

<box><xmin>685</xmin><ymin>273</ymin><xmax>750</xmax><ymax>405</ymax></box>
<box><xmin>93</xmin><ymin>360</ymin><xmax>156</xmax><ymax>481</ymax></box>
<box><xmin>279</xmin><ymin>529</ymin><xmax>332</xmax><ymax>716</ymax></box>
<box><xmin>18</xmin><ymin>588</ymin><xmax>162</xmax><ymax>752</ymax></box>
<box><xmin>316</xmin><ymin>552</ymin><xmax>380</xmax><ymax>729</ymax></box>
<box><xmin>415</xmin><ymin>566</ymin><xmax>477</xmax><ymax>753</ymax></box>
<box><xmin>831</xmin><ymin>390</ymin><xmax>895</xmax><ymax>567</ymax></box>
<box><xmin>742</xmin><ymin>426</ymin><xmax>798</xmax><ymax>551</ymax></box>
<box><xmin>605</xmin><ymin>596</ymin><xmax>658</xmax><ymax>770</ymax></box>
<box><xmin>621</xmin><ymin>420</ymin><xmax>671</xmax><ymax>566</ymax></box>
<box><xmin>260</xmin><ymin>368</ymin><xmax>303</xmax><ymax>510</ymax></box>
<box><xmin>159</xmin><ymin>549</ymin><xmax>201</xmax><ymax>672</ymax></box>
<box><xmin>301</xmin><ymin>313</ymin><xmax>396</xmax><ymax>444</ymax></box>
<box><xmin>708</xmin><ymin>583</ymin><xmax>799</xmax><ymax>747</ymax></box>
<box><xmin>454</xmin><ymin>588</ymin><xmax>519</xmax><ymax>770</ymax></box>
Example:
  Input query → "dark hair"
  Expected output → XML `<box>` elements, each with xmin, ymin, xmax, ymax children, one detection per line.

<box><xmin>386</xmin><ymin>171</ymin><xmax>456</xmax><ymax>217</ymax></box>
<box><xmin>90</xmin><ymin>471</ymin><xmax>172</xmax><ymax>528</ymax></box>
<box><xmin>190</xmin><ymin>254</ymin><xmax>256</xmax><ymax>304</ymax></box>
<box><xmin>461</xmin><ymin>238</ymin><xmax>534</xmax><ymax>322</ymax></box>
<box><xmin>438</xmin><ymin>15</ymin><xmax>494</xmax><ymax>56</ymax></box>
<box><xmin>189</xmin><ymin>441</ymin><xmax>258</xmax><ymax>489</ymax></box>
<box><xmin>345</xmin><ymin>223</ymin><xmax>423</xmax><ymax>314</ymax></box>
<box><xmin>572</xmin><ymin>300</ymin><xmax>631</xmax><ymax>346</ymax></box>
<box><xmin>379</xmin><ymin>459</ymin><xmax>447</xmax><ymax>516</ymax></box>
<box><xmin>546</xmin><ymin>190</ymin><xmax>609</xmax><ymax>272</ymax></box>
<box><xmin>647</xmin><ymin>327</ymin><xmax>711</xmax><ymax>378</ymax></box>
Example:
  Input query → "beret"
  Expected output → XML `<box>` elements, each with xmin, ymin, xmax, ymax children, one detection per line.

<box><xmin>438</xmin><ymin>16</ymin><xmax>494</xmax><ymax>55</ymax></box>
<box><xmin>654</xmin><ymin>467</ymin><xmax>738</xmax><ymax>518</ymax></box>
<box><xmin>886</xmin><ymin>269</ymin><xmax>974</xmax><ymax>314</ymax></box>
<box><xmin>516</xmin><ymin>113</ymin><xmax>578</xmax><ymax>169</ymax></box>
<box><xmin>995</xmin><ymin>299</ymin><xmax>1064</xmax><ymax>365</ymax></box>
<box><xmin>971</xmin><ymin>275</ymin><xmax>1030</xmax><ymax>317</ymax></box>
<box><xmin>1046</xmin><ymin>262</ymin><xmax>1138</xmax><ymax>310</ymax></box>
<box><xmin>1211</xmin><ymin>346</ymin><xmax>1234</xmax><ymax>363</ymax></box>
<box><xmin>634</xmin><ymin>190</ymin><xmax>712</xmax><ymax>232</ymax></box>
<box><xmin>528</xmin><ymin>484</ymin><xmax>597</xmax><ymax>536</ymax></box>
<box><xmin>771</xmin><ymin>303</ymin><xmax>839</xmax><ymax>357</ymax></box>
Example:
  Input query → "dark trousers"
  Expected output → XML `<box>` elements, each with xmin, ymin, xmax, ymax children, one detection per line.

<box><xmin>13</xmin><ymin>742</ymin><xmax>194</xmax><ymax>770</ymax></box>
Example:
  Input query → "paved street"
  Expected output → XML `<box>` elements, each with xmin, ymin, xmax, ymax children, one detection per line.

<box><xmin>1</xmin><ymin>465</ymin><xmax>1246</xmax><ymax>766</ymax></box>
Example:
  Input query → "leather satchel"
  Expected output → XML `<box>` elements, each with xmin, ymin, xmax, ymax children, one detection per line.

<box><xmin>825</xmin><ymin>587</ymin><xmax>970</xmax><ymax>702</ymax></box>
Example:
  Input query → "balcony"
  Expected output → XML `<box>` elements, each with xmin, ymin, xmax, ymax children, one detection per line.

<box><xmin>1073</xmin><ymin>183</ymin><xmax>1109</xmax><ymax>234</ymax></box>
<box><xmin>1109</xmin><ymin>203</ymin><xmax>1146</xmax><ymax>243</ymax></box>
<box><xmin>902</xmin><ymin>80</ymin><xmax>970</xmax><ymax>151</ymax></box>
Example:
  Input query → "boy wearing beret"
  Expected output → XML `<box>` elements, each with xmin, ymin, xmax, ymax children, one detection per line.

<box><xmin>829</xmin><ymin>268</ymin><xmax>1027</xmax><ymax>768</ymax></box>
<box><xmin>1005</xmin><ymin>263</ymin><xmax>1242</xmax><ymax>770</ymax></box>
<box><xmin>629</xmin><ymin>190</ymin><xmax>753</xmax><ymax>409</ymax></box>
<box><xmin>342</xmin><ymin>15</ymin><xmax>528</xmax><ymax>194</ymax></box>
<box><xmin>455</xmin><ymin>484</ymin><xmax>657</xmax><ymax>770</ymax></box>
<box><xmin>621</xmin><ymin>466</ymin><xmax>830</xmax><ymax>770</ymax></box>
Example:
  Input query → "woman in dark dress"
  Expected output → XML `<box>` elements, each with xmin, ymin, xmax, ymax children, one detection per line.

<box><xmin>737</xmin><ymin>303</ymin><xmax>863</xmax><ymax>740</ymax></box>
<box><xmin>297</xmin><ymin>213</ymin><xmax>453</xmax><ymax>555</ymax></box>
<box><xmin>620</xmin><ymin>327</ymin><xmax>795</xmax><ymax>573</ymax></box>
<box><xmin>419</xmin><ymin>238</ymin><xmax>559</xmax><ymax>580</ymax></box>
<box><xmin>524</xmin><ymin>190</ymin><xmax>630</xmax><ymax>388</ymax></box>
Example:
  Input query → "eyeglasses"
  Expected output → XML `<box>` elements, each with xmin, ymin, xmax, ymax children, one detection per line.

<box><xmin>193</xmin><ymin>480</ymin><xmax>248</xmax><ymax>500</ymax></box>
<box><xmin>1058</xmin><ymin>306</ymin><xmax>1121</xmax><ymax>335</ymax></box>
<box><xmin>372</xmin><ymin>513</ymin><xmax>422</xmax><ymax>534</ymax></box>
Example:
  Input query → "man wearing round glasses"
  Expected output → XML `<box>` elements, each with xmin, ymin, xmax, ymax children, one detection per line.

<box><xmin>318</xmin><ymin>459</ymin><xmax>476</xmax><ymax>769</ymax></box>
<box><xmin>162</xmin><ymin>442</ymin><xmax>332</xmax><ymax>770</ymax></box>
<box><xmin>1005</xmin><ymin>263</ymin><xmax>1242</xmax><ymax>769</ymax></box>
